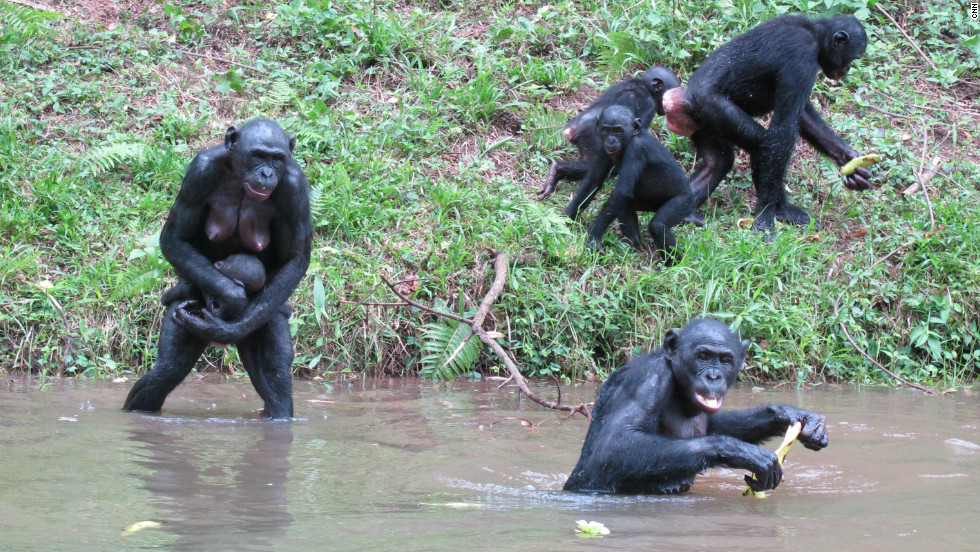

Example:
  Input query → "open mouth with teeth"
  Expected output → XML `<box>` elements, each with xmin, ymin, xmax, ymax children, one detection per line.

<box><xmin>696</xmin><ymin>394</ymin><xmax>723</xmax><ymax>412</ymax></box>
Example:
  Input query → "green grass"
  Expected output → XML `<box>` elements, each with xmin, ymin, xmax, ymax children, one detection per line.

<box><xmin>0</xmin><ymin>0</ymin><xmax>978</xmax><ymax>388</ymax></box>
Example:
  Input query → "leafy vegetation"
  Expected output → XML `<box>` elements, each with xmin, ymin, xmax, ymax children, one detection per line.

<box><xmin>0</xmin><ymin>0</ymin><xmax>977</xmax><ymax>388</ymax></box>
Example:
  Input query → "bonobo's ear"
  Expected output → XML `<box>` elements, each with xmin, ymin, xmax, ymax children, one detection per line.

<box><xmin>650</xmin><ymin>77</ymin><xmax>663</xmax><ymax>92</ymax></box>
<box><xmin>663</xmin><ymin>329</ymin><xmax>680</xmax><ymax>362</ymax></box>
<box><xmin>288</xmin><ymin>134</ymin><xmax>296</xmax><ymax>153</ymax></box>
<box><xmin>224</xmin><ymin>125</ymin><xmax>240</xmax><ymax>151</ymax></box>
<box><xmin>740</xmin><ymin>339</ymin><xmax>750</xmax><ymax>358</ymax></box>
<box><xmin>632</xmin><ymin>118</ymin><xmax>642</xmax><ymax>136</ymax></box>
<box><xmin>833</xmin><ymin>30</ymin><xmax>849</xmax><ymax>47</ymax></box>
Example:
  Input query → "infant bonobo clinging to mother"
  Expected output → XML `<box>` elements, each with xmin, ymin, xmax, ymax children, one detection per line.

<box><xmin>564</xmin><ymin>319</ymin><xmax>828</xmax><ymax>495</ymax></box>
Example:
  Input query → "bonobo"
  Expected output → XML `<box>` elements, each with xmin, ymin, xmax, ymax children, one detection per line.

<box><xmin>661</xmin><ymin>15</ymin><xmax>871</xmax><ymax>233</ymax></box>
<box><xmin>568</xmin><ymin>105</ymin><xmax>692</xmax><ymax>265</ymax></box>
<box><xmin>564</xmin><ymin>319</ymin><xmax>828</xmax><ymax>495</ymax></box>
<box><xmin>124</xmin><ymin>119</ymin><xmax>311</xmax><ymax>419</ymax></box>
<box><xmin>538</xmin><ymin>66</ymin><xmax>681</xmax><ymax>200</ymax></box>
<box><xmin>162</xmin><ymin>253</ymin><xmax>267</xmax><ymax>316</ymax></box>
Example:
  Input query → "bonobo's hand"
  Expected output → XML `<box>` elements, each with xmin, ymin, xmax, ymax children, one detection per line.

<box><xmin>214</xmin><ymin>278</ymin><xmax>247</xmax><ymax>319</ymax></box>
<box><xmin>173</xmin><ymin>300</ymin><xmax>237</xmax><ymax>344</ymax></box>
<box><xmin>773</xmin><ymin>405</ymin><xmax>829</xmax><ymax>451</ymax></box>
<box><xmin>714</xmin><ymin>436</ymin><xmax>783</xmax><ymax>492</ymax></box>
<box><xmin>738</xmin><ymin>444</ymin><xmax>783</xmax><ymax>492</ymax></box>
<box><xmin>839</xmin><ymin>150</ymin><xmax>873</xmax><ymax>191</ymax></box>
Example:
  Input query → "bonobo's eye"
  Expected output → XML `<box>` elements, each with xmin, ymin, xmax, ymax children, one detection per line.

<box><xmin>697</xmin><ymin>351</ymin><xmax>711</xmax><ymax>362</ymax></box>
<box><xmin>720</xmin><ymin>354</ymin><xmax>734</xmax><ymax>365</ymax></box>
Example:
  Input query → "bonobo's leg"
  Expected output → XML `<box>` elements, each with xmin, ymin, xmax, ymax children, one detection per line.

<box><xmin>684</xmin><ymin>132</ymin><xmax>734</xmax><ymax>226</ymax></box>
<box><xmin>649</xmin><ymin>193</ymin><xmax>693</xmax><ymax>265</ymax></box>
<box><xmin>617</xmin><ymin>210</ymin><xmax>643</xmax><ymax>249</ymax></box>
<box><xmin>123</xmin><ymin>303</ymin><xmax>208</xmax><ymax>412</ymax></box>
<box><xmin>238</xmin><ymin>311</ymin><xmax>294</xmax><ymax>419</ymax></box>
<box><xmin>750</xmin><ymin>126</ymin><xmax>811</xmax><ymax>235</ymax></box>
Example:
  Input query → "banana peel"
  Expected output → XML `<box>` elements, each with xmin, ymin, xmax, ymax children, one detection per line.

<box><xmin>743</xmin><ymin>421</ymin><xmax>803</xmax><ymax>498</ymax></box>
<box><xmin>840</xmin><ymin>154</ymin><xmax>883</xmax><ymax>176</ymax></box>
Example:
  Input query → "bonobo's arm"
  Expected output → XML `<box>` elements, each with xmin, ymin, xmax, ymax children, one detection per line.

<box><xmin>800</xmin><ymin>102</ymin><xmax>872</xmax><ymax>190</ymax></box>
<box><xmin>708</xmin><ymin>403</ymin><xmax>829</xmax><ymax>451</ymax></box>
<box><xmin>161</xmin><ymin>147</ymin><xmax>247</xmax><ymax>314</ymax></box>
<box><xmin>564</xmin><ymin>154</ymin><xmax>612</xmax><ymax>220</ymax></box>
<box><xmin>174</xmin><ymin>166</ymin><xmax>312</xmax><ymax>344</ymax></box>
<box><xmin>568</xmin><ymin>366</ymin><xmax>782</xmax><ymax>493</ymax></box>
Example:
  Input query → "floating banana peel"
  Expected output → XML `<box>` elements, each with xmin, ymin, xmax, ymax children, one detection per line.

<box><xmin>743</xmin><ymin>421</ymin><xmax>803</xmax><ymax>498</ymax></box>
<box><xmin>840</xmin><ymin>154</ymin><xmax>882</xmax><ymax>176</ymax></box>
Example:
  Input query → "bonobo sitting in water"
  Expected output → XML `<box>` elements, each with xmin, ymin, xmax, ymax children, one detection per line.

<box><xmin>123</xmin><ymin>119</ymin><xmax>311</xmax><ymax>419</ymax></box>
<box><xmin>564</xmin><ymin>319</ymin><xmax>828</xmax><ymax>494</ymax></box>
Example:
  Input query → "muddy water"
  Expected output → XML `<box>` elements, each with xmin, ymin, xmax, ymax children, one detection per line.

<box><xmin>0</xmin><ymin>377</ymin><xmax>977</xmax><ymax>551</ymax></box>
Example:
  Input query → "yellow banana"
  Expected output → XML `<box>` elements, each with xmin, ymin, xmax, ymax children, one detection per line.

<box><xmin>743</xmin><ymin>421</ymin><xmax>803</xmax><ymax>498</ymax></box>
<box><xmin>840</xmin><ymin>154</ymin><xmax>883</xmax><ymax>176</ymax></box>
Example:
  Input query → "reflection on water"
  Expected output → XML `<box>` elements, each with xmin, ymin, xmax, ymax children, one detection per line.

<box><xmin>127</xmin><ymin>417</ymin><xmax>293</xmax><ymax>551</ymax></box>
<box><xmin>0</xmin><ymin>377</ymin><xmax>977</xmax><ymax>551</ymax></box>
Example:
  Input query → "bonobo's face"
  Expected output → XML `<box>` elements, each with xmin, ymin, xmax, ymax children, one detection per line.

<box><xmin>641</xmin><ymin>66</ymin><xmax>682</xmax><ymax>115</ymax></box>
<box><xmin>598</xmin><ymin>106</ymin><xmax>640</xmax><ymax>158</ymax></box>
<box><xmin>225</xmin><ymin>119</ymin><xmax>295</xmax><ymax>202</ymax></box>
<box><xmin>818</xmin><ymin>15</ymin><xmax>867</xmax><ymax>81</ymax></box>
<box><xmin>665</xmin><ymin>319</ymin><xmax>748</xmax><ymax>414</ymax></box>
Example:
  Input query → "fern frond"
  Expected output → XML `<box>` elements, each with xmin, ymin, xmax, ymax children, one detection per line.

<box><xmin>112</xmin><ymin>261</ymin><xmax>166</xmax><ymax>300</ymax></box>
<box><xmin>265</xmin><ymin>80</ymin><xmax>296</xmax><ymax>111</ymax></box>
<box><xmin>0</xmin><ymin>0</ymin><xmax>61</xmax><ymax>40</ymax></box>
<box><xmin>526</xmin><ymin>105</ymin><xmax>568</xmax><ymax>152</ymax></box>
<box><xmin>311</xmin><ymin>164</ymin><xmax>352</xmax><ymax>223</ymax></box>
<box><xmin>81</xmin><ymin>142</ymin><xmax>148</xmax><ymax>175</ymax></box>
<box><xmin>419</xmin><ymin>321</ymin><xmax>481</xmax><ymax>380</ymax></box>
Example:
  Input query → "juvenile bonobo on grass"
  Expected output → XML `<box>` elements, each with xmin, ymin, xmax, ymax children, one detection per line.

<box><xmin>661</xmin><ymin>14</ymin><xmax>872</xmax><ymax>234</ymax></box>
<box><xmin>564</xmin><ymin>319</ymin><xmax>828</xmax><ymax>495</ymax></box>
<box><xmin>538</xmin><ymin>66</ymin><xmax>681</xmax><ymax>199</ymax></box>
<box><xmin>124</xmin><ymin>119</ymin><xmax>311</xmax><ymax>419</ymax></box>
<box><xmin>568</xmin><ymin>105</ymin><xmax>693</xmax><ymax>265</ymax></box>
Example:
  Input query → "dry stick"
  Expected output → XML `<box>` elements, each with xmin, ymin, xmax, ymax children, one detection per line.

<box><xmin>382</xmin><ymin>253</ymin><xmax>592</xmax><ymax>419</ymax></box>
<box><xmin>914</xmin><ymin>119</ymin><xmax>936</xmax><ymax>230</ymax></box>
<box><xmin>902</xmin><ymin>158</ymin><xmax>941</xmax><ymax>196</ymax></box>
<box><xmin>876</xmin><ymin>4</ymin><xmax>939</xmax><ymax>74</ymax></box>
<box><xmin>833</xmin><ymin>293</ymin><xmax>939</xmax><ymax>395</ymax></box>
<box><xmin>173</xmin><ymin>48</ymin><xmax>265</xmax><ymax>74</ymax></box>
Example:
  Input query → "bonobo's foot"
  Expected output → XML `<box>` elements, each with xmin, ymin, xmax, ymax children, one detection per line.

<box><xmin>751</xmin><ymin>207</ymin><xmax>777</xmax><ymax>242</ymax></box>
<box><xmin>775</xmin><ymin>201</ymin><xmax>817</xmax><ymax>228</ymax></box>
<box><xmin>681</xmin><ymin>211</ymin><xmax>705</xmax><ymax>227</ymax></box>
<box><xmin>537</xmin><ymin>161</ymin><xmax>559</xmax><ymax>200</ymax></box>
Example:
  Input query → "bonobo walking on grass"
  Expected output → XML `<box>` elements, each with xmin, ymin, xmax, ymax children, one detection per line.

<box><xmin>564</xmin><ymin>319</ymin><xmax>828</xmax><ymax>495</ymax></box>
<box><xmin>661</xmin><ymin>15</ymin><xmax>873</xmax><ymax>234</ymax></box>
<box><xmin>568</xmin><ymin>105</ymin><xmax>693</xmax><ymax>265</ymax></box>
<box><xmin>539</xmin><ymin>66</ymin><xmax>681</xmax><ymax>200</ymax></box>
<box><xmin>123</xmin><ymin>119</ymin><xmax>311</xmax><ymax>419</ymax></box>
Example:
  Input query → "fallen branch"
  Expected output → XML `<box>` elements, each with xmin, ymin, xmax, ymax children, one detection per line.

<box><xmin>381</xmin><ymin>252</ymin><xmax>592</xmax><ymax>419</ymax></box>
<box><xmin>173</xmin><ymin>48</ymin><xmax>265</xmax><ymax>75</ymax></box>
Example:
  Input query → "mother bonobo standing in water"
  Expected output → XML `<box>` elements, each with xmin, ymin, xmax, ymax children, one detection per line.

<box><xmin>124</xmin><ymin>119</ymin><xmax>311</xmax><ymax>419</ymax></box>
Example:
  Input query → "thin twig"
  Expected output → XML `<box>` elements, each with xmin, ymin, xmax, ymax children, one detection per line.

<box><xmin>833</xmin><ymin>293</ymin><xmax>939</xmax><ymax>395</ymax></box>
<box><xmin>915</xmin><ymin>119</ymin><xmax>936</xmax><ymax>230</ymax></box>
<box><xmin>173</xmin><ymin>48</ymin><xmax>265</xmax><ymax>74</ymax></box>
<box><xmin>875</xmin><ymin>4</ymin><xmax>939</xmax><ymax>74</ymax></box>
<box><xmin>379</xmin><ymin>275</ymin><xmax>472</xmax><ymax>325</ymax></box>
